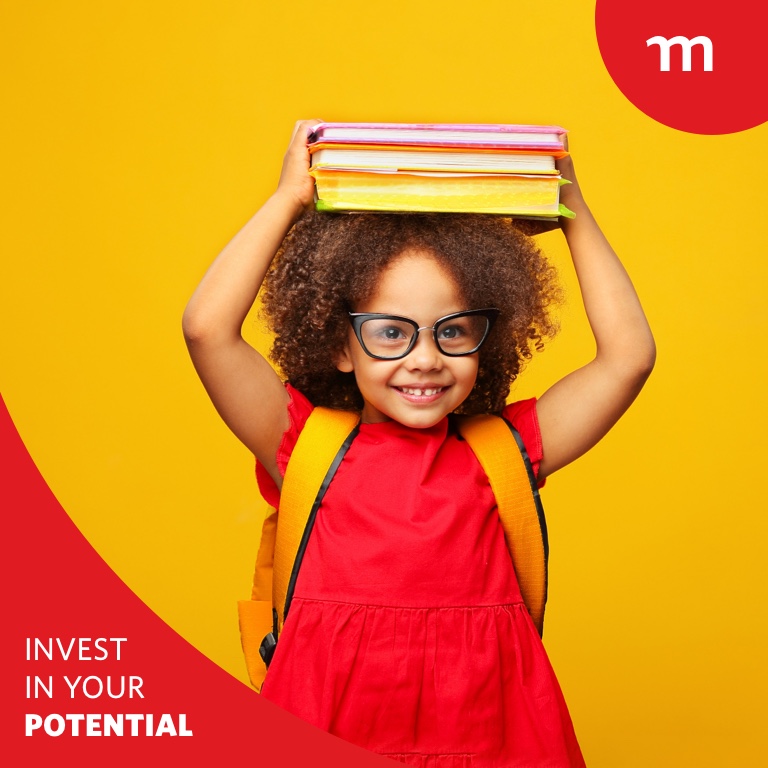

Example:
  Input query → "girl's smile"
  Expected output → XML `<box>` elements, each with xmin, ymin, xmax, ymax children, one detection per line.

<box><xmin>394</xmin><ymin>385</ymin><xmax>446</xmax><ymax>398</ymax></box>
<box><xmin>335</xmin><ymin>250</ymin><xmax>481</xmax><ymax>427</ymax></box>
<box><xmin>392</xmin><ymin>384</ymin><xmax>450</xmax><ymax>407</ymax></box>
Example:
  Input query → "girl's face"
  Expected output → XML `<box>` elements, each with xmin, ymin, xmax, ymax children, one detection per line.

<box><xmin>335</xmin><ymin>250</ymin><xmax>480</xmax><ymax>427</ymax></box>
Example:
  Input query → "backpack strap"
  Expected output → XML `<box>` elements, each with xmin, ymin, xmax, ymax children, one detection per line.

<box><xmin>456</xmin><ymin>414</ymin><xmax>549</xmax><ymax>636</ymax></box>
<box><xmin>238</xmin><ymin>406</ymin><xmax>360</xmax><ymax>689</ymax></box>
<box><xmin>274</xmin><ymin>406</ymin><xmax>360</xmax><ymax>632</ymax></box>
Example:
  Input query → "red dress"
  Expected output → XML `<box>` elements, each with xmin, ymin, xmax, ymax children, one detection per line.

<box><xmin>257</xmin><ymin>386</ymin><xmax>585</xmax><ymax>768</ymax></box>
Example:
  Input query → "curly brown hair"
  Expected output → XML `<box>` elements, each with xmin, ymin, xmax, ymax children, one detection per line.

<box><xmin>261</xmin><ymin>209</ymin><xmax>561</xmax><ymax>414</ymax></box>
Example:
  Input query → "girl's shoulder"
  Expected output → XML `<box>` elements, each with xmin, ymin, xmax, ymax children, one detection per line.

<box><xmin>256</xmin><ymin>384</ymin><xmax>544</xmax><ymax>507</ymax></box>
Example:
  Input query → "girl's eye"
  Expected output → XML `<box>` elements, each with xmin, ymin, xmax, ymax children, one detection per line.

<box><xmin>437</xmin><ymin>324</ymin><xmax>466</xmax><ymax>340</ymax></box>
<box><xmin>372</xmin><ymin>325</ymin><xmax>408</xmax><ymax>341</ymax></box>
<box><xmin>361</xmin><ymin>319</ymin><xmax>414</xmax><ymax>350</ymax></box>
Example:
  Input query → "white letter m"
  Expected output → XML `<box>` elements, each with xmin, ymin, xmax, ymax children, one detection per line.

<box><xmin>646</xmin><ymin>35</ymin><xmax>713</xmax><ymax>72</ymax></box>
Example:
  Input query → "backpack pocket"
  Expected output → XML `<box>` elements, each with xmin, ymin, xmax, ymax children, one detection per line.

<box><xmin>237</xmin><ymin>598</ymin><xmax>273</xmax><ymax>691</ymax></box>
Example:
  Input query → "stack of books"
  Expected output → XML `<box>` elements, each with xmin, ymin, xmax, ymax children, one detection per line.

<box><xmin>308</xmin><ymin>122</ymin><xmax>574</xmax><ymax>221</ymax></box>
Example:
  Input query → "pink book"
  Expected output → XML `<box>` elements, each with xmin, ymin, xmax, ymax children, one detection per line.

<box><xmin>308</xmin><ymin>122</ymin><xmax>568</xmax><ymax>152</ymax></box>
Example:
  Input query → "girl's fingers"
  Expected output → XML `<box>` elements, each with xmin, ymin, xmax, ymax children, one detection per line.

<box><xmin>290</xmin><ymin>118</ymin><xmax>323</xmax><ymax>144</ymax></box>
<box><xmin>278</xmin><ymin>120</ymin><xmax>323</xmax><ymax>207</ymax></box>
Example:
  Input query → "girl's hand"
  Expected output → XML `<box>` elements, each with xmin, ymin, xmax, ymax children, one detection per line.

<box><xmin>275</xmin><ymin>119</ymin><xmax>323</xmax><ymax>214</ymax></box>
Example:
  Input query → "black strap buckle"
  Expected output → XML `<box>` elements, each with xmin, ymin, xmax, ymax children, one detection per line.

<box><xmin>259</xmin><ymin>607</ymin><xmax>279</xmax><ymax>668</ymax></box>
<box><xmin>259</xmin><ymin>632</ymin><xmax>277</xmax><ymax>667</ymax></box>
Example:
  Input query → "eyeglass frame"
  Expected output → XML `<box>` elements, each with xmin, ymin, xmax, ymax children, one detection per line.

<box><xmin>347</xmin><ymin>308</ymin><xmax>500</xmax><ymax>361</ymax></box>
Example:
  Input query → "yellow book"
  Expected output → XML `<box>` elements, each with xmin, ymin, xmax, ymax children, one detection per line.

<box><xmin>310</xmin><ymin>169</ymin><xmax>574</xmax><ymax>218</ymax></box>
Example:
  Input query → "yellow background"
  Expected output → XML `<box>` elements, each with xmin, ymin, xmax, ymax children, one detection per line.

<box><xmin>2</xmin><ymin>2</ymin><xmax>766</xmax><ymax>765</ymax></box>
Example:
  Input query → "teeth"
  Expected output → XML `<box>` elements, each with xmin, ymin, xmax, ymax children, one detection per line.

<box><xmin>400</xmin><ymin>387</ymin><xmax>443</xmax><ymax>396</ymax></box>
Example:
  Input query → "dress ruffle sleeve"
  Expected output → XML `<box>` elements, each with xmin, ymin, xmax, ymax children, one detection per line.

<box><xmin>502</xmin><ymin>398</ymin><xmax>545</xmax><ymax>485</ymax></box>
<box><xmin>254</xmin><ymin>384</ymin><xmax>315</xmax><ymax>508</ymax></box>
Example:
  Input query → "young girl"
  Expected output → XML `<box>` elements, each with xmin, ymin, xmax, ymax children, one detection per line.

<box><xmin>183</xmin><ymin>120</ymin><xmax>655</xmax><ymax>767</ymax></box>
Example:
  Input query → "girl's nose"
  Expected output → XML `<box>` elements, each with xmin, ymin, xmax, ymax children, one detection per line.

<box><xmin>403</xmin><ymin>330</ymin><xmax>443</xmax><ymax>371</ymax></box>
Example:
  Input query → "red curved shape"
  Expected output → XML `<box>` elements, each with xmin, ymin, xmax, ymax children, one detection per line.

<box><xmin>595</xmin><ymin>0</ymin><xmax>768</xmax><ymax>135</ymax></box>
<box><xmin>0</xmin><ymin>394</ymin><xmax>393</xmax><ymax>766</ymax></box>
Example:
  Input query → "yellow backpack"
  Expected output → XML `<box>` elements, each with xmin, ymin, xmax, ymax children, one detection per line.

<box><xmin>238</xmin><ymin>407</ymin><xmax>548</xmax><ymax>692</ymax></box>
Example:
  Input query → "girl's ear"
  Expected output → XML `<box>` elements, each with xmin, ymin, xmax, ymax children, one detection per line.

<box><xmin>334</xmin><ymin>345</ymin><xmax>354</xmax><ymax>373</ymax></box>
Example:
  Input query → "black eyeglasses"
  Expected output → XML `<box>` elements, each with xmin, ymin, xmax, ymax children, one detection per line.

<box><xmin>348</xmin><ymin>308</ymin><xmax>500</xmax><ymax>360</ymax></box>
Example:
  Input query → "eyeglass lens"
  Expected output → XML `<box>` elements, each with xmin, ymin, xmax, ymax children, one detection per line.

<box><xmin>359</xmin><ymin>313</ymin><xmax>491</xmax><ymax>358</ymax></box>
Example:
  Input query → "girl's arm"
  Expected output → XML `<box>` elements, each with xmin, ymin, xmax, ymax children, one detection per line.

<box><xmin>536</xmin><ymin>154</ymin><xmax>656</xmax><ymax>479</ymax></box>
<box><xmin>182</xmin><ymin>120</ymin><xmax>319</xmax><ymax>487</ymax></box>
